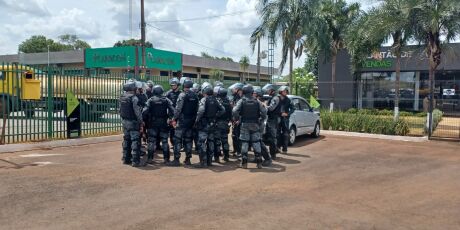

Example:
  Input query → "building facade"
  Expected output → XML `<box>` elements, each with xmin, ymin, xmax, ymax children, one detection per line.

<box><xmin>318</xmin><ymin>43</ymin><xmax>460</xmax><ymax>114</ymax></box>
<box><xmin>0</xmin><ymin>48</ymin><xmax>275</xmax><ymax>83</ymax></box>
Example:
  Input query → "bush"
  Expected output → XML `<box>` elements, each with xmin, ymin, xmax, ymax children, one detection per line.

<box><xmin>321</xmin><ymin>110</ymin><xmax>411</xmax><ymax>136</ymax></box>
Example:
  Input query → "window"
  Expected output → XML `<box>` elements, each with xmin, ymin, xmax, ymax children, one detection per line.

<box><xmin>291</xmin><ymin>98</ymin><xmax>301</xmax><ymax>110</ymax></box>
<box><xmin>299</xmin><ymin>99</ymin><xmax>310</xmax><ymax>111</ymax></box>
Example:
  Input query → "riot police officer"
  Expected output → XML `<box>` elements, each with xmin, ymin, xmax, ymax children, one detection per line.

<box><xmin>142</xmin><ymin>85</ymin><xmax>175</xmax><ymax>164</ymax></box>
<box><xmin>253</xmin><ymin>87</ymin><xmax>272</xmax><ymax>166</ymax></box>
<box><xmin>262</xmin><ymin>83</ymin><xmax>281</xmax><ymax>159</ymax></box>
<box><xmin>119</xmin><ymin>80</ymin><xmax>144</xmax><ymax>167</ymax></box>
<box><xmin>145</xmin><ymin>80</ymin><xmax>154</xmax><ymax>99</ymax></box>
<box><xmin>277</xmin><ymin>86</ymin><xmax>295</xmax><ymax>153</ymax></box>
<box><xmin>195</xmin><ymin>86</ymin><xmax>225</xmax><ymax>168</ymax></box>
<box><xmin>191</xmin><ymin>83</ymin><xmax>201</xmax><ymax>152</ymax></box>
<box><xmin>215</xmin><ymin>86</ymin><xmax>232</xmax><ymax>162</ymax></box>
<box><xmin>228</xmin><ymin>83</ymin><xmax>244</xmax><ymax>157</ymax></box>
<box><xmin>232</xmin><ymin>84</ymin><xmax>267</xmax><ymax>169</ymax></box>
<box><xmin>169</xmin><ymin>79</ymin><xmax>199</xmax><ymax>166</ymax></box>
<box><xmin>166</xmin><ymin>77</ymin><xmax>182</xmax><ymax>149</ymax></box>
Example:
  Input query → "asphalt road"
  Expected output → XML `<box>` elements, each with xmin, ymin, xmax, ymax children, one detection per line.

<box><xmin>0</xmin><ymin>135</ymin><xmax>459</xmax><ymax>230</ymax></box>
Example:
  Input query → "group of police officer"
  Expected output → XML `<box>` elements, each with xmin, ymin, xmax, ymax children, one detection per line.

<box><xmin>119</xmin><ymin>77</ymin><xmax>295</xmax><ymax>169</ymax></box>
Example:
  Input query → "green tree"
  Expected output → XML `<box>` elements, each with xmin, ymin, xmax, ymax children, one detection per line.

<box><xmin>304</xmin><ymin>51</ymin><xmax>318</xmax><ymax>76</ymax></box>
<box><xmin>363</xmin><ymin>0</ymin><xmax>418</xmax><ymax>120</ymax></box>
<box><xmin>114</xmin><ymin>39</ymin><xmax>153</xmax><ymax>48</ymax></box>
<box><xmin>305</xmin><ymin>0</ymin><xmax>361</xmax><ymax>111</ymax></box>
<box><xmin>252</xmin><ymin>0</ymin><xmax>314</xmax><ymax>87</ymax></box>
<box><xmin>209</xmin><ymin>69</ymin><xmax>224</xmax><ymax>81</ymax></box>
<box><xmin>59</xmin><ymin>34</ymin><xmax>91</xmax><ymax>50</ymax></box>
<box><xmin>292</xmin><ymin>67</ymin><xmax>317</xmax><ymax>100</ymax></box>
<box><xmin>412</xmin><ymin>0</ymin><xmax>460</xmax><ymax>133</ymax></box>
<box><xmin>239</xmin><ymin>55</ymin><xmax>250</xmax><ymax>82</ymax></box>
<box><xmin>201</xmin><ymin>52</ymin><xmax>234</xmax><ymax>62</ymax></box>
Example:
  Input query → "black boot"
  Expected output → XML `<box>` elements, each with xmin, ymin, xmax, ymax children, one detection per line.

<box><xmin>214</xmin><ymin>155</ymin><xmax>220</xmax><ymax>164</ymax></box>
<box><xmin>207</xmin><ymin>157</ymin><xmax>213</xmax><ymax>167</ymax></box>
<box><xmin>184</xmin><ymin>157</ymin><xmax>191</xmax><ymax>165</ymax></box>
<box><xmin>256</xmin><ymin>158</ymin><xmax>262</xmax><ymax>169</ymax></box>
<box><xmin>240</xmin><ymin>159</ymin><xmax>248</xmax><ymax>169</ymax></box>
<box><xmin>262</xmin><ymin>159</ymin><xmax>272</xmax><ymax>167</ymax></box>
<box><xmin>223</xmin><ymin>151</ymin><xmax>229</xmax><ymax>162</ymax></box>
<box><xmin>167</xmin><ymin>158</ymin><xmax>180</xmax><ymax>167</ymax></box>
<box><xmin>194</xmin><ymin>160</ymin><xmax>207</xmax><ymax>168</ymax></box>
<box><xmin>146</xmin><ymin>157</ymin><xmax>154</xmax><ymax>164</ymax></box>
<box><xmin>163</xmin><ymin>158</ymin><xmax>170</xmax><ymax>165</ymax></box>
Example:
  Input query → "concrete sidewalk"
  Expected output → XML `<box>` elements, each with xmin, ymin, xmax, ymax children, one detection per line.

<box><xmin>0</xmin><ymin>135</ymin><xmax>122</xmax><ymax>154</ymax></box>
<box><xmin>0</xmin><ymin>130</ymin><xmax>429</xmax><ymax>154</ymax></box>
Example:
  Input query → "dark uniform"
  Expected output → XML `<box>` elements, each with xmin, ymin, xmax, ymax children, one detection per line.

<box><xmin>277</xmin><ymin>89</ymin><xmax>296</xmax><ymax>153</ymax></box>
<box><xmin>166</xmin><ymin>78</ymin><xmax>182</xmax><ymax>149</ymax></box>
<box><xmin>254</xmin><ymin>88</ymin><xmax>272</xmax><ymax>166</ymax></box>
<box><xmin>119</xmin><ymin>81</ymin><xmax>144</xmax><ymax>167</ymax></box>
<box><xmin>232</xmin><ymin>85</ymin><xmax>267</xmax><ymax>169</ymax></box>
<box><xmin>195</xmin><ymin>87</ymin><xmax>225</xmax><ymax>167</ymax></box>
<box><xmin>142</xmin><ymin>85</ymin><xmax>175</xmax><ymax>164</ymax></box>
<box><xmin>229</xmin><ymin>83</ymin><xmax>244</xmax><ymax>157</ymax></box>
<box><xmin>170</xmin><ymin>80</ymin><xmax>199</xmax><ymax>166</ymax></box>
<box><xmin>215</xmin><ymin>87</ymin><xmax>232</xmax><ymax>162</ymax></box>
<box><xmin>263</xmin><ymin>84</ymin><xmax>281</xmax><ymax>159</ymax></box>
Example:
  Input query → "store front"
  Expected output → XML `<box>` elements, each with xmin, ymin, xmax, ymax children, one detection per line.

<box><xmin>318</xmin><ymin>43</ymin><xmax>460</xmax><ymax>115</ymax></box>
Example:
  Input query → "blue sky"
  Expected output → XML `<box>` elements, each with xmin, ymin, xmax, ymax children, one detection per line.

<box><xmin>0</xmin><ymin>0</ymin><xmax>373</xmax><ymax>75</ymax></box>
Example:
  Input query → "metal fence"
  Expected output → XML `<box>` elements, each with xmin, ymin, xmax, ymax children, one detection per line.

<box><xmin>317</xmin><ymin>80</ymin><xmax>459</xmax><ymax>139</ymax></box>
<box><xmin>0</xmin><ymin>63</ymin><xmax>267</xmax><ymax>144</ymax></box>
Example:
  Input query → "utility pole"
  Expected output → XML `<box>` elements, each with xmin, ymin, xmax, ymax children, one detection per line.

<box><xmin>129</xmin><ymin>0</ymin><xmax>133</xmax><ymax>39</ymax></box>
<box><xmin>140</xmin><ymin>0</ymin><xmax>146</xmax><ymax>75</ymax></box>
<box><xmin>256</xmin><ymin>37</ymin><xmax>261</xmax><ymax>85</ymax></box>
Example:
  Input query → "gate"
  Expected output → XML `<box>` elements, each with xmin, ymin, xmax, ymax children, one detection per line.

<box><xmin>430</xmin><ymin>79</ymin><xmax>460</xmax><ymax>141</ymax></box>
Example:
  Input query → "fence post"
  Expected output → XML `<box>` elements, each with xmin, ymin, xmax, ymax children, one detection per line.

<box><xmin>47</xmin><ymin>66</ymin><xmax>54</xmax><ymax>138</ymax></box>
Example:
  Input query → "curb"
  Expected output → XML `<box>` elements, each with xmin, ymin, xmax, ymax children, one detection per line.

<box><xmin>0</xmin><ymin>135</ymin><xmax>122</xmax><ymax>154</ymax></box>
<box><xmin>321</xmin><ymin>130</ymin><xmax>429</xmax><ymax>142</ymax></box>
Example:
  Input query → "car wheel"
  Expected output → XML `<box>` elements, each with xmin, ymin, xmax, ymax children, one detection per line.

<box><xmin>311</xmin><ymin>122</ymin><xmax>320</xmax><ymax>138</ymax></box>
<box><xmin>289</xmin><ymin>126</ymin><xmax>296</xmax><ymax>146</ymax></box>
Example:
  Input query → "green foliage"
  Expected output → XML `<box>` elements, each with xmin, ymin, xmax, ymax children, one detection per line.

<box><xmin>321</xmin><ymin>110</ymin><xmax>412</xmax><ymax>136</ymax></box>
<box><xmin>114</xmin><ymin>39</ymin><xmax>153</xmax><ymax>48</ymax></box>
<box><xmin>239</xmin><ymin>55</ymin><xmax>250</xmax><ymax>81</ymax></box>
<box><xmin>292</xmin><ymin>67</ymin><xmax>316</xmax><ymax>99</ymax></box>
<box><xmin>19</xmin><ymin>35</ymin><xmax>92</xmax><ymax>53</ymax></box>
<box><xmin>304</xmin><ymin>51</ymin><xmax>318</xmax><ymax>76</ymax></box>
<box><xmin>200</xmin><ymin>52</ymin><xmax>234</xmax><ymax>62</ymax></box>
<box><xmin>209</xmin><ymin>69</ymin><xmax>224</xmax><ymax>81</ymax></box>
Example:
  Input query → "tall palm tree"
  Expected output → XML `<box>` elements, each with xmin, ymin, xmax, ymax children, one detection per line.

<box><xmin>251</xmin><ymin>0</ymin><xmax>314</xmax><ymax>87</ymax></box>
<box><xmin>412</xmin><ymin>0</ymin><xmax>460</xmax><ymax>134</ymax></box>
<box><xmin>239</xmin><ymin>56</ymin><xmax>250</xmax><ymax>82</ymax></box>
<box><xmin>366</xmin><ymin>0</ymin><xmax>419</xmax><ymax>120</ymax></box>
<box><xmin>305</xmin><ymin>0</ymin><xmax>361</xmax><ymax>111</ymax></box>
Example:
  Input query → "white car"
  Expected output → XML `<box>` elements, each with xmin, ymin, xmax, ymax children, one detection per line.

<box><xmin>287</xmin><ymin>95</ymin><xmax>321</xmax><ymax>145</ymax></box>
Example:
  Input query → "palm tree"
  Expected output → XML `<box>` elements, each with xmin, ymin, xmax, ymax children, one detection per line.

<box><xmin>305</xmin><ymin>0</ymin><xmax>361</xmax><ymax>111</ymax></box>
<box><xmin>239</xmin><ymin>56</ymin><xmax>250</xmax><ymax>82</ymax></box>
<box><xmin>412</xmin><ymin>0</ymin><xmax>460</xmax><ymax>134</ymax></box>
<box><xmin>251</xmin><ymin>0</ymin><xmax>314</xmax><ymax>87</ymax></box>
<box><xmin>210</xmin><ymin>69</ymin><xmax>224</xmax><ymax>81</ymax></box>
<box><xmin>365</xmin><ymin>0</ymin><xmax>419</xmax><ymax>120</ymax></box>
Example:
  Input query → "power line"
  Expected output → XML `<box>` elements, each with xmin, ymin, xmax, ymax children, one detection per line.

<box><xmin>147</xmin><ymin>10</ymin><xmax>255</xmax><ymax>23</ymax></box>
<box><xmin>146</xmin><ymin>23</ymin><xmax>235</xmax><ymax>56</ymax></box>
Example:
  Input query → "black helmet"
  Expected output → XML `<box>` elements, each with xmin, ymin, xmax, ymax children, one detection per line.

<box><xmin>217</xmin><ymin>87</ymin><xmax>228</xmax><ymax>98</ymax></box>
<box><xmin>213</xmin><ymin>86</ymin><xmax>221</xmax><ymax>95</ymax></box>
<box><xmin>242</xmin><ymin>84</ymin><xmax>254</xmax><ymax>95</ymax></box>
<box><xmin>183</xmin><ymin>79</ymin><xmax>193</xmax><ymax>89</ymax></box>
<box><xmin>262</xmin><ymin>84</ymin><xmax>275</xmax><ymax>94</ymax></box>
<box><xmin>146</xmin><ymin>80</ymin><xmax>154</xmax><ymax>88</ymax></box>
<box><xmin>201</xmin><ymin>82</ymin><xmax>212</xmax><ymax>91</ymax></box>
<box><xmin>169</xmin><ymin>77</ymin><xmax>179</xmax><ymax>86</ymax></box>
<box><xmin>202</xmin><ymin>86</ymin><xmax>214</xmax><ymax>96</ymax></box>
<box><xmin>229</xmin><ymin>83</ymin><xmax>244</xmax><ymax>95</ymax></box>
<box><xmin>214</xmin><ymin>81</ymin><xmax>224</xmax><ymax>87</ymax></box>
<box><xmin>152</xmin><ymin>85</ymin><xmax>164</xmax><ymax>96</ymax></box>
<box><xmin>123</xmin><ymin>79</ymin><xmax>137</xmax><ymax>92</ymax></box>
<box><xmin>278</xmin><ymin>85</ymin><xmax>290</xmax><ymax>94</ymax></box>
<box><xmin>180</xmin><ymin>77</ymin><xmax>190</xmax><ymax>86</ymax></box>
<box><xmin>253</xmin><ymin>86</ymin><xmax>263</xmax><ymax>97</ymax></box>
<box><xmin>192</xmin><ymin>83</ymin><xmax>200</xmax><ymax>93</ymax></box>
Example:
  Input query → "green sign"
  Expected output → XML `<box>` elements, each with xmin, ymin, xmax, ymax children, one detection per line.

<box><xmin>362</xmin><ymin>59</ymin><xmax>393</xmax><ymax>69</ymax></box>
<box><xmin>144</xmin><ymin>48</ymin><xmax>182</xmax><ymax>70</ymax></box>
<box><xmin>85</xmin><ymin>47</ymin><xmax>136</xmax><ymax>68</ymax></box>
<box><xmin>66</xmin><ymin>90</ymin><xmax>79</xmax><ymax>117</ymax></box>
